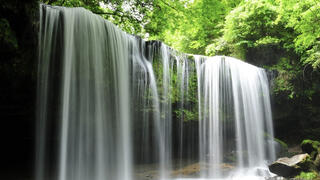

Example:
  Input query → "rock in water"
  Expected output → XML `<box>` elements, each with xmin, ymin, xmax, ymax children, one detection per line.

<box><xmin>269</xmin><ymin>153</ymin><xmax>315</xmax><ymax>177</ymax></box>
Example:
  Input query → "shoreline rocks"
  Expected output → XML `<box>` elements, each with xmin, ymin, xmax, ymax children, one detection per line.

<box><xmin>269</xmin><ymin>139</ymin><xmax>320</xmax><ymax>179</ymax></box>
<box><xmin>268</xmin><ymin>153</ymin><xmax>315</xmax><ymax>178</ymax></box>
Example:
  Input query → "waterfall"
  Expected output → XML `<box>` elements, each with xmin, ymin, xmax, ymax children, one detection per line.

<box><xmin>36</xmin><ymin>5</ymin><xmax>275</xmax><ymax>180</ymax></box>
<box><xmin>195</xmin><ymin>56</ymin><xmax>276</xmax><ymax>178</ymax></box>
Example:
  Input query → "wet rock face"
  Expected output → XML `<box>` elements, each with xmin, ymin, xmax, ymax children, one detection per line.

<box><xmin>0</xmin><ymin>0</ymin><xmax>38</xmax><ymax>178</ymax></box>
<box><xmin>269</xmin><ymin>153</ymin><xmax>315</xmax><ymax>177</ymax></box>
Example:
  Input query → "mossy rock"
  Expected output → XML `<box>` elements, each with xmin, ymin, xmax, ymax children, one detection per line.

<box><xmin>301</xmin><ymin>140</ymin><xmax>320</xmax><ymax>159</ymax></box>
<box><xmin>269</xmin><ymin>154</ymin><xmax>316</xmax><ymax>178</ymax></box>
<box><xmin>296</xmin><ymin>154</ymin><xmax>317</xmax><ymax>172</ymax></box>
<box><xmin>264</xmin><ymin>134</ymin><xmax>289</xmax><ymax>156</ymax></box>
<box><xmin>295</xmin><ymin>171</ymin><xmax>319</xmax><ymax>180</ymax></box>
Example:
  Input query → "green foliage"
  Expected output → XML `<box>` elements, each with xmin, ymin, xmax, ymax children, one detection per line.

<box><xmin>175</xmin><ymin>109</ymin><xmax>198</xmax><ymax>122</ymax></box>
<box><xmin>301</xmin><ymin>140</ymin><xmax>320</xmax><ymax>149</ymax></box>
<box><xmin>268</xmin><ymin>57</ymin><xmax>299</xmax><ymax>99</ymax></box>
<box><xmin>295</xmin><ymin>171</ymin><xmax>318</xmax><ymax>180</ymax></box>
<box><xmin>219</xmin><ymin>0</ymin><xmax>320</xmax><ymax>101</ymax></box>
<box><xmin>254</xmin><ymin>36</ymin><xmax>280</xmax><ymax>47</ymax></box>
<box><xmin>41</xmin><ymin>0</ymin><xmax>153</xmax><ymax>35</ymax></box>
<box><xmin>277</xmin><ymin>0</ymin><xmax>320</xmax><ymax>69</ymax></box>
<box><xmin>40</xmin><ymin>0</ymin><xmax>320</xmax><ymax>72</ymax></box>
<box><xmin>205</xmin><ymin>38</ymin><xmax>232</xmax><ymax>56</ymax></box>
<box><xmin>151</xmin><ymin>51</ymin><xmax>199</xmax><ymax>122</ymax></box>
<box><xmin>297</xmin><ymin>154</ymin><xmax>317</xmax><ymax>173</ymax></box>
<box><xmin>0</xmin><ymin>18</ymin><xmax>17</xmax><ymax>50</ymax></box>
<box><xmin>146</xmin><ymin>0</ymin><xmax>242</xmax><ymax>54</ymax></box>
<box><xmin>173</xmin><ymin>61</ymin><xmax>199</xmax><ymax>122</ymax></box>
<box><xmin>301</xmin><ymin>140</ymin><xmax>320</xmax><ymax>155</ymax></box>
<box><xmin>223</xmin><ymin>0</ymin><xmax>283</xmax><ymax>59</ymax></box>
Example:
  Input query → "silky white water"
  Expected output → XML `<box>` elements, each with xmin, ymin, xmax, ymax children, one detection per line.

<box><xmin>36</xmin><ymin>5</ymin><xmax>276</xmax><ymax>180</ymax></box>
<box><xmin>195</xmin><ymin>56</ymin><xmax>275</xmax><ymax>179</ymax></box>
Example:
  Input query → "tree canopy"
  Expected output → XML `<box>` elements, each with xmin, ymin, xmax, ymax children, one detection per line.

<box><xmin>40</xmin><ymin>0</ymin><xmax>320</xmax><ymax>68</ymax></box>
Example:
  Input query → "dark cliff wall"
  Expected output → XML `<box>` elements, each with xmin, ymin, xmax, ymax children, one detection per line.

<box><xmin>0</xmin><ymin>0</ymin><xmax>38</xmax><ymax>178</ymax></box>
<box><xmin>245</xmin><ymin>45</ymin><xmax>320</xmax><ymax>144</ymax></box>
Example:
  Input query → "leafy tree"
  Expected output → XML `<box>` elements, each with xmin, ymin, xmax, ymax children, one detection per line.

<box><xmin>277</xmin><ymin>0</ymin><xmax>320</xmax><ymax>69</ymax></box>
<box><xmin>222</xmin><ymin>0</ymin><xmax>282</xmax><ymax>59</ymax></box>
<box><xmin>146</xmin><ymin>0</ymin><xmax>242</xmax><ymax>54</ymax></box>
<box><xmin>41</xmin><ymin>0</ymin><xmax>153</xmax><ymax>35</ymax></box>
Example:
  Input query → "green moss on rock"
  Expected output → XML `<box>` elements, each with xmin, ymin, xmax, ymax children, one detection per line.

<box><xmin>295</xmin><ymin>171</ymin><xmax>318</xmax><ymax>180</ymax></box>
<box><xmin>269</xmin><ymin>153</ymin><xmax>317</xmax><ymax>178</ymax></box>
<box><xmin>301</xmin><ymin>140</ymin><xmax>320</xmax><ymax>159</ymax></box>
<box><xmin>297</xmin><ymin>154</ymin><xmax>317</xmax><ymax>172</ymax></box>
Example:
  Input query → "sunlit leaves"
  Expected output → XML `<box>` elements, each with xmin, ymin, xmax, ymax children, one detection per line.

<box><xmin>146</xmin><ymin>0</ymin><xmax>239</xmax><ymax>54</ymax></box>
<box><xmin>277</xmin><ymin>0</ymin><xmax>320</xmax><ymax>69</ymax></box>
<box><xmin>41</xmin><ymin>0</ymin><xmax>153</xmax><ymax>35</ymax></box>
<box><xmin>224</xmin><ymin>0</ymin><xmax>279</xmax><ymax>49</ymax></box>
<box><xmin>42</xmin><ymin>0</ymin><xmax>320</xmax><ymax>71</ymax></box>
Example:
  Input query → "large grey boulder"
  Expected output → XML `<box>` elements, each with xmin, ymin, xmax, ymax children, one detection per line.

<box><xmin>268</xmin><ymin>153</ymin><xmax>315</xmax><ymax>177</ymax></box>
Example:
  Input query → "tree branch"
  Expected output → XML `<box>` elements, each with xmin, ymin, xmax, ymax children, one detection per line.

<box><xmin>93</xmin><ymin>11</ymin><xmax>142</xmax><ymax>23</ymax></box>
<box><xmin>94</xmin><ymin>11</ymin><xmax>128</xmax><ymax>18</ymax></box>
<box><xmin>158</xmin><ymin>0</ymin><xmax>179</xmax><ymax>12</ymax></box>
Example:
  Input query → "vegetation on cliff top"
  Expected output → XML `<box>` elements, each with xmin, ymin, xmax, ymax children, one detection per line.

<box><xmin>40</xmin><ymin>0</ymin><xmax>320</xmax><ymax>99</ymax></box>
<box><xmin>1</xmin><ymin>0</ymin><xmax>319</xmax><ymax>141</ymax></box>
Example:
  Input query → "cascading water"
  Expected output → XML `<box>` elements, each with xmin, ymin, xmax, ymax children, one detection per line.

<box><xmin>37</xmin><ymin>5</ymin><xmax>162</xmax><ymax>180</ymax></box>
<box><xmin>36</xmin><ymin>4</ymin><xmax>276</xmax><ymax>180</ymax></box>
<box><xmin>37</xmin><ymin>5</ymin><xmax>134</xmax><ymax>180</ymax></box>
<box><xmin>195</xmin><ymin>56</ymin><xmax>276</xmax><ymax>179</ymax></box>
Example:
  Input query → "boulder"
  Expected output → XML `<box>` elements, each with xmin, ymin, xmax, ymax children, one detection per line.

<box><xmin>269</xmin><ymin>153</ymin><xmax>315</xmax><ymax>177</ymax></box>
<box><xmin>301</xmin><ymin>140</ymin><xmax>320</xmax><ymax>159</ymax></box>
